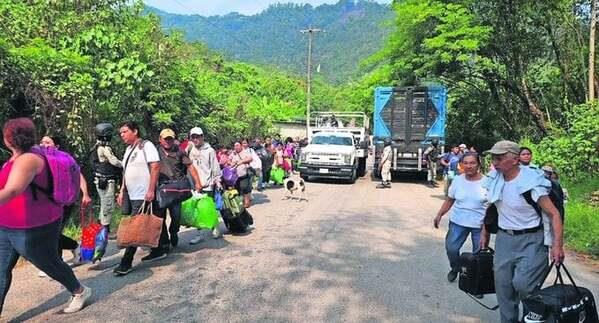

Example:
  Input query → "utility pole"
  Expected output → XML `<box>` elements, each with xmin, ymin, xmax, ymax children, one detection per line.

<box><xmin>589</xmin><ymin>0</ymin><xmax>597</xmax><ymax>101</ymax></box>
<box><xmin>300</xmin><ymin>27</ymin><xmax>321</xmax><ymax>132</ymax></box>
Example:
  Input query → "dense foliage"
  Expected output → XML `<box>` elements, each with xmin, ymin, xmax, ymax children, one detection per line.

<box><xmin>0</xmin><ymin>0</ymin><xmax>346</xmax><ymax>160</ymax></box>
<box><xmin>147</xmin><ymin>0</ymin><xmax>393</xmax><ymax>84</ymax></box>
<box><xmin>366</xmin><ymin>0</ymin><xmax>598</xmax><ymax>151</ymax></box>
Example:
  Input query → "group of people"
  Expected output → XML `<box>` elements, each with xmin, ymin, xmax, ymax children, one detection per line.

<box><xmin>0</xmin><ymin>117</ymin><xmax>305</xmax><ymax>316</ymax></box>
<box><xmin>433</xmin><ymin>140</ymin><xmax>566</xmax><ymax>323</ymax></box>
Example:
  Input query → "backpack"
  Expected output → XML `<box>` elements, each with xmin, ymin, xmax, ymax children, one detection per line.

<box><xmin>30</xmin><ymin>146</ymin><xmax>81</xmax><ymax>206</ymax></box>
<box><xmin>523</xmin><ymin>178</ymin><xmax>565</xmax><ymax>221</ymax></box>
<box><xmin>223</xmin><ymin>188</ymin><xmax>245</xmax><ymax>216</ymax></box>
<box><xmin>484</xmin><ymin>179</ymin><xmax>565</xmax><ymax>234</ymax></box>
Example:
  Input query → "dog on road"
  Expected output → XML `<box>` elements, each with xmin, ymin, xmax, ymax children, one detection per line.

<box><xmin>282</xmin><ymin>172</ymin><xmax>307</xmax><ymax>201</ymax></box>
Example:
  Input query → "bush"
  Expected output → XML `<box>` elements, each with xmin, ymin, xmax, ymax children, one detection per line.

<box><xmin>562</xmin><ymin>177</ymin><xmax>599</xmax><ymax>258</ymax></box>
<box><xmin>521</xmin><ymin>102</ymin><xmax>599</xmax><ymax>180</ymax></box>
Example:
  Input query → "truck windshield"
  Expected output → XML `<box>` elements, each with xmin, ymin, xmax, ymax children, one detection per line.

<box><xmin>312</xmin><ymin>135</ymin><xmax>353</xmax><ymax>146</ymax></box>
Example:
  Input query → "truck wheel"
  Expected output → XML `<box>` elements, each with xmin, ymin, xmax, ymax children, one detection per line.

<box><xmin>357</xmin><ymin>158</ymin><xmax>366</xmax><ymax>177</ymax></box>
<box><xmin>348</xmin><ymin>168</ymin><xmax>357</xmax><ymax>184</ymax></box>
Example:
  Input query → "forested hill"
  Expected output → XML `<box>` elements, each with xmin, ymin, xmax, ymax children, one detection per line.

<box><xmin>146</xmin><ymin>0</ymin><xmax>394</xmax><ymax>83</ymax></box>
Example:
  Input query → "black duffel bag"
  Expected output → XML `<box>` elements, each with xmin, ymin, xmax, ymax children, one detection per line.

<box><xmin>523</xmin><ymin>261</ymin><xmax>599</xmax><ymax>323</ymax></box>
<box><xmin>156</xmin><ymin>179</ymin><xmax>192</xmax><ymax>209</ymax></box>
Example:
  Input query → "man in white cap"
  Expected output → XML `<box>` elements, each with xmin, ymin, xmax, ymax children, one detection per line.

<box><xmin>185</xmin><ymin>127</ymin><xmax>222</xmax><ymax>244</ymax></box>
<box><xmin>458</xmin><ymin>143</ymin><xmax>467</xmax><ymax>154</ymax></box>
<box><xmin>480</xmin><ymin>140</ymin><xmax>564</xmax><ymax>323</ymax></box>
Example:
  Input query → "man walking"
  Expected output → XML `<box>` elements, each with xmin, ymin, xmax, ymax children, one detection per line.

<box><xmin>186</xmin><ymin>127</ymin><xmax>222</xmax><ymax>244</ymax></box>
<box><xmin>114</xmin><ymin>121</ymin><xmax>169</xmax><ymax>276</ymax></box>
<box><xmin>156</xmin><ymin>128</ymin><xmax>203</xmax><ymax>247</ymax></box>
<box><xmin>376</xmin><ymin>138</ymin><xmax>392</xmax><ymax>188</ymax></box>
<box><xmin>480</xmin><ymin>141</ymin><xmax>564</xmax><ymax>323</ymax></box>
<box><xmin>423</xmin><ymin>138</ymin><xmax>440</xmax><ymax>187</ymax></box>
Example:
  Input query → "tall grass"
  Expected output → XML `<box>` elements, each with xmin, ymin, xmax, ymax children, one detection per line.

<box><xmin>562</xmin><ymin>177</ymin><xmax>599</xmax><ymax>258</ymax></box>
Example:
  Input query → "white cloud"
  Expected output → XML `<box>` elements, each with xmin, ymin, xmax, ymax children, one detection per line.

<box><xmin>145</xmin><ymin>0</ymin><xmax>392</xmax><ymax>16</ymax></box>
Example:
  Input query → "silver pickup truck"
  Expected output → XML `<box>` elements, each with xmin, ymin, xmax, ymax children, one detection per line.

<box><xmin>299</xmin><ymin>131</ymin><xmax>358</xmax><ymax>183</ymax></box>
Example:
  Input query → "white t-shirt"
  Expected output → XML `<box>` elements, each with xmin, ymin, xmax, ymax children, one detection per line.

<box><xmin>123</xmin><ymin>141</ymin><xmax>160</xmax><ymax>200</ymax></box>
<box><xmin>448</xmin><ymin>175</ymin><xmax>487</xmax><ymax>228</ymax></box>
<box><xmin>495</xmin><ymin>172</ymin><xmax>544</xmax><ymax>230</ymax></box>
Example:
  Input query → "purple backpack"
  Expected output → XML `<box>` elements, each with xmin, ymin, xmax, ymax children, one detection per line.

<box><xmin>30</xmin><ymin>146</ymin><xmax>81</xmax><ymax>206</ymax></box>
<box><xmin>222</xmin><ymin>166</ymin><xmax>238</xmax><ymax>188</ymax></box>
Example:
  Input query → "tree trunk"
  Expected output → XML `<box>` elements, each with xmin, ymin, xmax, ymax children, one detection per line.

<box><xmin>589</xmin><ymin>0</ymin><xmax>597</xmax><ymax>101</ymax></box>
<box><xmin>520</xmin><ymin>78</ymin><xmax>548</xmax><ymax>135</ymax></box>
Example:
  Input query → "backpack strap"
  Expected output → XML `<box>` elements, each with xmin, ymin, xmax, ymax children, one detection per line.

<box><xmin>29</xmin><ymin>152</ymin><xmax>55</xmax><ymax>203</ymax></box>
<box><xmin>522</xmin><ymin>190</ymin><xmax>542</xmax><ymax>217</ymax></box>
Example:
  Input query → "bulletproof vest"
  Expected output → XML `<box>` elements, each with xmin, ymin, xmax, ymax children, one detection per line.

<box><xmin>91</xmin><ymin>144</ymin><xmax>121</xmax><ymax>178</ymax></box>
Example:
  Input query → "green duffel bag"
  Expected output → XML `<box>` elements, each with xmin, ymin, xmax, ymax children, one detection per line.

<box><xmin>270</xmin><ymin>167</ymin><xmax>285</xmax><ymax>185</ymax></box>
<box><xmin>181</xmin><ymin>195</ymin><xmax>219</xmax><ymax>230</ymax></box>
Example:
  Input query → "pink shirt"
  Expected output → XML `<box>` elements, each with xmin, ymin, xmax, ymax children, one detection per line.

<box><xmin>0</xmin><ymin>159</ymin><xmax>63</xmax><ymax>229</ymax></box>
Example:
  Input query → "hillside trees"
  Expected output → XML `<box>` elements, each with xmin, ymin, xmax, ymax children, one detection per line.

<box><xmin>0</xmin><ymin>0</ymin><xmax>325</xmax><ymax>160</ymax></box>
<box><xmin>369</xmin><ymin>0</ymin><xmax>594</xmax><ymax>148</ymax></box>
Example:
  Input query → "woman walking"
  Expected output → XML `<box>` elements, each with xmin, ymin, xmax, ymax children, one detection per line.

<box><xmin>433</xmin><ymin>152</ymin><xmax>487</xmax><ymax>284</ymax></box>
<box><xmin>0</xmin><ymin>118</ymin><xmax>92</xmax><ymax>315</ymax></box>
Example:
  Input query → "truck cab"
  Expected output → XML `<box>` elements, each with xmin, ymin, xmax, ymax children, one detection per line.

<box><xmin>373</xmin><ymin>85</ymin><xmax>447</xmax><ymax>177</ymax></box>
<box><xmin>299</xmin><ymin>132</ymin><xmax>359</xmax><ymax>183</ymax></box>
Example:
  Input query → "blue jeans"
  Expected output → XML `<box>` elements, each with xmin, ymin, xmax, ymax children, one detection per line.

<box><xmin>0</xmin><ymin>221</ymin><xmax>81</xmax><ymax>314</ymax></box>
<box><xmin>445</xmin><ymin>221</ymin><xmax>481</xmax><ymax>272</ymax></box>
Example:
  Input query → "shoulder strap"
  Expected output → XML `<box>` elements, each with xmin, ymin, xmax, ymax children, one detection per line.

<box><xmin>522</xmin><ymin>190</ymin><xmax>542</xmax><ymax>217</ymax></box>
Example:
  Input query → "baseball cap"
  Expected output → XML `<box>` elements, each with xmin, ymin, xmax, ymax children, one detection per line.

<box><xmin>484</xmin><ymin>140</ymin><xmax>520</xmax><ymax>155</ymax></box>
<box><xmin>159</xmin><ymin>128</ymin><xmax>176</xmax><ymax>139</ymax></box>
<box><xmin>459</xmin><ymin>143</ymin><xmax>467</xmax><ymax>149</ymax></box>
<box><xmin>541</xmin><ymin>165</ymin><xmax>554</xmax><ymax>173</ymax></box>
<box><xmin>189</xmin><ymin>127</ymin><xmax>204</xmax><ymax>136</ymax></box>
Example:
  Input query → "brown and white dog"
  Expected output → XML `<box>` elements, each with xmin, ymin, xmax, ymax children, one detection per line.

<box><xmin>282</xmin><ymin>172</ymin><xmax>307</xmax><ymax>201</ymax></box>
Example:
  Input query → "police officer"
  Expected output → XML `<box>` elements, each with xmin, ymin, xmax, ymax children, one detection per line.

<box><xmin>91</xmin><ymin>123</ymin><xmax>122</xmax><ymax>233</ymax></box>
<box><xmin>377</xmin><ymin>138</ymin><xmax>392</xmax><ymax>189</ymax></box>
<box><xmin>423</xmin><ymin>138</ymin><xmax>440</xmax><ymax>187</ymax></box>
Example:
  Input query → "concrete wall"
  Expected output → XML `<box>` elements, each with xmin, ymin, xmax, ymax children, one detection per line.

<box><xmin>275</xmin><ymin>122</ymin><xmax>306</xmax><ymax>140</ymax></box>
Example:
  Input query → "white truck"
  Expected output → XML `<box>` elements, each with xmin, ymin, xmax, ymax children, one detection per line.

<box><xmin>298</xmin><ymin>112</ymin><xmax>369</xmax><ymax>183</ymax></box>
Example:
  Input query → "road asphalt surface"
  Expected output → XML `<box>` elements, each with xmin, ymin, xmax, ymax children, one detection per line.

<box><xmin>4</xmin><ymin>174</ymin><xmax>599</xmax><ymax>322</ymax></box>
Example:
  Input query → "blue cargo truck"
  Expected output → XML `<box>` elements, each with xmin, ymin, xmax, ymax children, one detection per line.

<box><xmin>373</xmin><ymin>85</ymin><xmax>447</xmax><ymax>176</ymax></box>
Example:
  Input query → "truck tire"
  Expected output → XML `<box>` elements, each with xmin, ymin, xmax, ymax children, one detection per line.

<box><xmin>348</xmin><ymin>168</ymin><xmax>357</xmax><ymax>184</ymax></box>
<box><xmin>357</xmin><ymin>158</ymin><xmax>366</xmax><ymax>177</ymax></box>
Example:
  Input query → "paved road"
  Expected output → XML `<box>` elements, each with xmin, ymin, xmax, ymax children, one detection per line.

<box><xmin>4</xmin><ymin>175</ymin><xmax>599</xmax><ymax>322</ymax></box>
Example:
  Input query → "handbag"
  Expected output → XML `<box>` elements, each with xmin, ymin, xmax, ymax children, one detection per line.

<box><xmin>116</xmin><ymin>202</ymin><xmax>164</xmax><ymax>248</ymax></box>
<box><xmin>157</xmin><ymin>179</ymin><xmax>192</xmax><ymax>208</ymax></box>
<box><xmin>459</xmin><ymin>248</ymin><xmax>499</xmax><ymax>311</ymax></box>
<box><xmin>523</xmin><ymin>262</ymin><xmax>599</xmax><ymax>323</ymax></box>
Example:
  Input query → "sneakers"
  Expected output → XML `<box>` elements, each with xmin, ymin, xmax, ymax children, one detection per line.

<box><xmin>141</xmin><ymin>251</ymin><xmax>167</xmax><ymax>263</ymax></box>
<box><xmin>113</xmin><ymin>263</ymin><xmax>133</xmax><ymax>276</ymax></box>
<box><xmin>189</xmin><ymin>233</ymin><xmax>205</xmax><ymax>245</ymax></box>
<box><xmin>38</xmin><ymin>270</ymin><xmax>48</xmax><ymax>278</ymax></box>
<box><xmin>447</xmin><ymin>269</ymin><xmax>459</xmax><ymax>282</ymax></box>
<box><xmin>70</xmin><ymin>248</ymin><xmax>82</xmax><ymax>267</ymax></box>
<box><xmin>212</xmin><ymin>227</ymin><xmax>221</xmax><ymax>239</ymax></box>
<box><xmin>63</xmin><ymin>285</ymin><xmax>92</xmax><ymax>313</ymax></box>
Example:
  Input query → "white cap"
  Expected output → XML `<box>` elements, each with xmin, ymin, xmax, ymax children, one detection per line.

<box><xmin>189</xmin><ymin>127</ymin><xmax>204</xmax><ymax>136</ymax></box>
<box><xmin>459</xmin><ymin>143</ymin><xmax>467</xmax><ymax>148</ymax></box>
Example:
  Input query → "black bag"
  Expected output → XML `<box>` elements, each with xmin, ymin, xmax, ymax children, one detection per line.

<box><xmin>221</xmin><ymin>208</ymin><xmax>252</xmax><ymax>234</ymax></box>
<box><xmin>523</xmin><ymin>262</ymin><xmax>599</xmax><ymax>323</ymax></box>
<box><xmin>484</xmin><ymin>204</ymin><xmax>499</xmax><ymax>234</ymax></box>
<box><xmin>157</xmin><ymin>180</ymin><xmax>192</xmax><ymax>209</ymax></box>
<box><xmin>459</xmin><ymin>248</ymin><xmax>496</xmax><ymax>295</ymax></box>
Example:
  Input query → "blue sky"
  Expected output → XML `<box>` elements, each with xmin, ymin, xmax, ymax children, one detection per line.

<box><xmin>145</xmin><ymin>0</ymin><xmax>392</xmax><ymax>16</ymax></box>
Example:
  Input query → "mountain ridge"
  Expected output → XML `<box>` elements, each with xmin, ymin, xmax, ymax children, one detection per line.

<box><xmin>146</xmin><ymin>0</ymin><xmax>394</xmax><ymax>83</ymax></box>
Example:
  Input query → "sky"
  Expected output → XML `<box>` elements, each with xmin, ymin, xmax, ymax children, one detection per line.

<box><xmin>144</xmin><ymin>0</ymin><xmax>392</xmax><ymax>16</ymax></box>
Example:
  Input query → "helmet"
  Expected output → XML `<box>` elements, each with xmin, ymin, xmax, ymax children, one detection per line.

<box><xmin>95</xmin><ymin>123</ymin><xmax>114</xmax><ymax>138</ymax></box>
<box><xmin>384</xmin><ymin>137</ymin><xmax>392</xmax><ymax>146</ymax></box>
<box><xmin>431</xmin><ymin>138</ymin><xmax>439</xmax><ymax>146</ymax></box>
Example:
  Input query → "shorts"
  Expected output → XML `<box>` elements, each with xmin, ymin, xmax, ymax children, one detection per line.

<box><xmin>236</xmin><ymin>175</ymin><xmax>252</xmax><ymax>195</ymax></box>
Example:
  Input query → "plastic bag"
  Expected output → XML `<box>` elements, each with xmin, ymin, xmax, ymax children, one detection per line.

<box><xmin>181</xmin><ymin>194</ymin><xmax>219</xmax><ymax>230</ymax></box>
<box><xmin>271</xmin><ymin>167</ymin><xmax>285</xmax><ymax>185</ymax></box>
<box><xmin>214</xmin><ymin>190</ymin><xmax>224</xmax><ymax>210</ymax></box>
